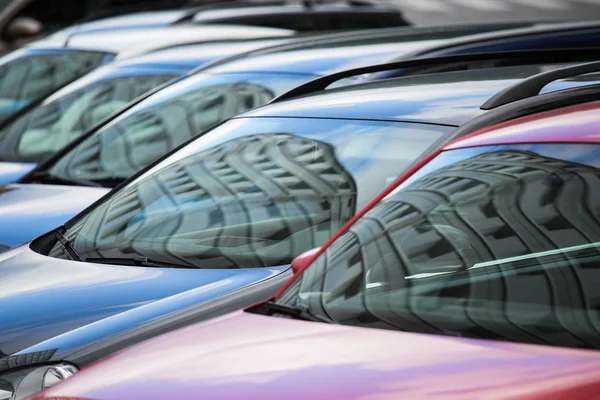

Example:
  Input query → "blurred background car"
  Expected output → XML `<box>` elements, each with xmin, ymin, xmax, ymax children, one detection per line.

<box><xmin>0</xmin><ymin>0</ymin><xmax>409</xmax><ymax>53</ymax></box>
<box><xmin>33</xmin><ymin>98</ymin><xmax>600</xmax><ymax>400</ymax></box>
<box><xmin>0</xmin><ymin>56</ymin><xmax>599</xmax><ymax>399</ymax></box>
<box><xmin>0</xmin><ymin>24</ymin><xmax>293</xmax><ymax>123</ymax></box>
<box><xmin>0</xmin><ymin>38</ymin><xmax>291</xmax><ymax>185</ymax></box>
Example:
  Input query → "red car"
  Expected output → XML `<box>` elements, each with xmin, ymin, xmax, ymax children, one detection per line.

<box><xmin>33</xmin><ymin>100</ymin><xmax>600</xmax><ymax>399</ymax></box>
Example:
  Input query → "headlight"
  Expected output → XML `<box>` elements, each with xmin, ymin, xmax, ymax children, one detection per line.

<box><xmin>0</xmin><ymin>363</ymin><xmax>78</xmax><ymax>400</ymax></box>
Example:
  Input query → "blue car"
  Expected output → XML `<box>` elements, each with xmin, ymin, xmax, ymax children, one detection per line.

<box><xmin>0</xmin><ymin>55</ymin><xmax>599</xmax><ymax>393</ymax></box>
<box><xmin>0</xmin><ymin>25</ymin><xmax>514</xmax><ymax>250</ymax></box>
<box><xmin>0</xmin><ymin>24</ymin><xmax>292</xmax><ymax>125</ymax></box>
<box><xmin>0</xmin><ymin>39</ymin><xmax>289</xmax><ymax>185</ymax></box>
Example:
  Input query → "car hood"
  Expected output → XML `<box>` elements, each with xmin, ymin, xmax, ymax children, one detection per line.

<box><xmin>0</xmin><ymin>183</ymin><xmax>109</xmax><ymax>249</ymax></box>
<box><xmin>0</xmin><ymin>246</ymin><xmax>286</xmax><ymax>358</ymax></box>
<box><xmin>42</xmin><ymin>311</ymin><xmax>600</xmax><ymax>400</ymax></box>
<box><xmin>0</xmin><ymin>162</ymin><xmax>36</xmax><ymax>186</ymax></box>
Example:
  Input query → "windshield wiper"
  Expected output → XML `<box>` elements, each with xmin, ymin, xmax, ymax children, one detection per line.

<box><xmin>263</xmin><ymin>301</ymin><xmax>335</xmax><ymax>324</ymax></box>
<box><xmin>83</xmin><ymin>256</ymin><xmax>197</xmax><ymax>269</ymax></box>
<box><xmin>28</xmin><ymin>171</ymin><xmax>104</xmax><ymax>188</ymax></box>
<box><xmin>55</xmin><ymin>228</ymin><xmax>82</xmax><ymax>261</ymax></box>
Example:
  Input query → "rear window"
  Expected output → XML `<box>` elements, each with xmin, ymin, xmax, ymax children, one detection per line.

<box><xmin>281</xmin><ymin>143</ymin><xmax>600</xmax><ymax>350</ymax></box>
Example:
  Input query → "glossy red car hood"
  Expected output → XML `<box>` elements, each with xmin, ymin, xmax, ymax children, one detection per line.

<box><xmin>41</xmin><ymin>311</ymin><xmax>600</xmax><ymax>400</ymax></box>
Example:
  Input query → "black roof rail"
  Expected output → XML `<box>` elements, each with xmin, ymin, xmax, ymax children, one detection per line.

<box><xmin>450</xmin><ymin>83</ymin><xmax>600</xmax><ymax>141</ymax></box>
<box><xmin>481</xmin><ymin>61</ymin><xmax>600</xmax><ymax>110</ymax></box>
<box><xmin>272</xmin><ymin>48</ymin><xmax>600</xmax><ymax>103</ymax></box>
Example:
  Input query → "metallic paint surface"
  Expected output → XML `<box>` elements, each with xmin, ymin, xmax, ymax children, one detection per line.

<box><xmin>0</xmin><ymin>162</ymin><xmax>36</xmax><ymax>186</ymax></box>
<box><xmin>38</xmin><ymin>311</ymin><xmax>600</xmax><ymax>400</ymax></box>
<box><xmin>0</xmin><ymin>245</ymin><xmax>286</xmax><ymax>356</ymax></box>
<box><xmin>0</xmin><ymin>184</ymin><xmax>109</xmax><ymax>249</ymax></box>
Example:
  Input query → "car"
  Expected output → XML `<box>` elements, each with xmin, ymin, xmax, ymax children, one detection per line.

<box><xmin>0</xmin><ymin>55</ymin><xmax>599</xmax><ymax>399</ymax></box>
<box><xmin>365</xmin><ymin>21</ymin><xmax>600</xmax><ymax>81</ymax></box>
<box><xmin>31</xmin><ymin>90</ymin><xmax>600</xmax><ymax>400</ymax></box>
<box><xmin>0</xmin><ymin>24</ymin><xmax>293</xmax><ymax>123</ymax></box>
<box><xmin>0</xmin><ymin>38</ymin><xmax>289</xmax><ymax>184</ymax></box>
<box><xmin>0</xmin><ymin>0</ymin><xmax>406</xmax><ymax>54</ymax></box>
<box><xmin>48</xmin><ymin>0</ymin><xmax>409</xmax><ymax>41</ymax></box>
<box><xmin>0</xmin><ymin>26</ymin><xmax>540</xmax><ymax>248</ymax></box>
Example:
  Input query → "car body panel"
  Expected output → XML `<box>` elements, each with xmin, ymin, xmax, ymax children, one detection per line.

<box><xmin>37</xmin><ymin>311</ymin><xmax>600</xmax><ymax>400</ymax></box>
<box><xmin>0</xmin><ymin>245</ymin><xmax>287</xmax><ymax>356</ymax></box>
<box><xmin>241</xmin><ymin>66</ymin><xmax>600</xmax><ymax>126</ymax></box>
<box><xmin>0</xmin><ymin>184</ymin><xmax>109</xmax><ymax>249</ymax></box>
<box><xmin>413</xmin><ymin>22</ymin><xmax>600</xmax><ymax>58</ymax></box>
<box><xmin>207</xmin><ymin>39</ymin><xmax>450</xmax><ymax>76</ymax></box>
<box><xmin>0</xmin><ymin>162</ymin><xmax>35</xmax><ymax>186</ymax></box>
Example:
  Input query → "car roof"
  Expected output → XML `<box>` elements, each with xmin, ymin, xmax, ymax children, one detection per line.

<box><xmin>110</xmin><ymin>38</ymin><xmax>290</xmax><ymax>71</ymax></box>
<box><xmin>407</xmin><ymin>21</ymin><xmax>600</xmax><ymax>58</ymax></box>
<box><xmin>28</xmin><ymin>25</ymin><xmax>294</xmax><ymax>57</ymax></box>
<box><xmin>198</xmin><ymin>23</ymin><xmax>543</xmax><ymax>76</ymax></box>
<box><xmin>445</xmin><ymin>100</ymin><xmax>600</xmax><ymax>150</ymax></box>
<box><xmin>192</xmin><ymin>3</ymin><xmax>398</xmax><ymax>20</ymax></box>
<box><xmin>239</xmin><ymin>65</ymin><xmax>600</xmax><ymax>126</ymax></box>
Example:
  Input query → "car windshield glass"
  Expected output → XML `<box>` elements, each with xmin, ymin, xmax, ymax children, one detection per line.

<box><xmin>0</xmin><ymin>72</ymin><xmax>175</xmax><ymax>163</ymax></box>
<box><xmin>48</xmin><ymin>117</ymin><xmax>450</xmax><ymax>268</ymax></box>
<box><xmin>0</xmin><ymin>50</ymin><xmax>111</xmax><ymax>122</ymax></box>
<box><xmin>277</xmin><ymin>143</ymin><xmax>600</xmax><ymax>350</ymax></box>
<box><xmin>42</xmin><ymin>72</ymin><xmax>312</xmax><ymax>186</ymax></box>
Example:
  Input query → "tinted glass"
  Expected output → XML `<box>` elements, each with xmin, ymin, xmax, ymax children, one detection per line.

<box><xmin>43</xmin><ymin>72</ymin><xmax>311</xmax><ymax>186</ymax></box>
<box><xmin>0</xmin><ymin>50</ymin><xmax>109</xmax><ymax>121</ymax></box>
<box><xmin>49</xmin><ymin>118</ymin><xmax>449</xmax><ymax>269</ymax></box>
<box><xmin>0</xmin><ymin>74</ymin><xmax>175</xmax><ymax>162</ymax></box>
<box><xmin>279</xmin><ymin>144</ymin><xmax>600</xmax><ymax>350</ymax></box>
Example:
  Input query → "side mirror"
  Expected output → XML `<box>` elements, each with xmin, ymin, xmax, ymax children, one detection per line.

<box><xmin>6</xmin><ymin>17</ymin><xmax>43</xmax><ymax>40</ymax></box>
<box><xmin>291</xmin><ymin>247</ymin><xmax>321</xmax><ymax>274</ymax></box>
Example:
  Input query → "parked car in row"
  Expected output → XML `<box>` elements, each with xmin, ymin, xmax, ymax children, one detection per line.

<box><xmin>0</xmin><ymin>24</ymin><xmax>293</xmax><ymax>122</ymax></box>
<box><xmin>0</xmin><ymin>22</ymin><xmax>534</xmax><ymax>187</ymax></box>
<box><xmin>0</xmin><ymin>55</ymin><xmax>598</xmax><ymax>399</ymax></box>
<box><xmin>35</xmin><ymin>96</ymin><xmax>600</xmax><ymax>400</ymax></box>
<box><xmin>0</xmin><ymin>38</ymin><xmax>289</xmax><ymax>184</ymax></box>
<box><xmin>49</xmin><ymin>0</ymin><xmax>410</xmax><ymax>40</ymax></box>
<box><xmin>0</xmin><ymin>0</ymin><xmax>408</xmax><ymax>54</ymax></box>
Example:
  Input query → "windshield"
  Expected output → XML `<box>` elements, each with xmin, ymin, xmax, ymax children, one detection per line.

<box><xmin>40</xmin><ymin>72</ymin><xmax>311</xmax><ymax>186</ymax></box>
<box><xmin>0</xmin><ymin>73</ymin><xmax>175</xmax><ymax>163</ymax></box>
<box><xmin>47</xmin><ymin>117</ymin><xmax>449</xmax><ymax>268</ymax></box>
<box><xmin>0</xmin><ymin>50</ymin><xmax>111</xmax><ymax>122</ymax></box>
<box><xmin>277</xmin><ymin>143</ymin><xmax>600</xmax><ymax>350</ymax></box>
